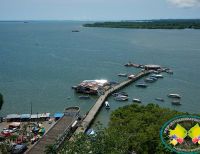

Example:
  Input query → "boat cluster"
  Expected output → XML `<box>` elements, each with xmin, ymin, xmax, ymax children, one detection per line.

<box><xmin>168</xmin><ymin>94</ymin><xmax>181</xmax><ymax>105</ymax></box>
<box><xmin>154</xmin><ymin>94</ymin><xmax>181</xmax><ymax>105</ymax></box>
<box><xmin>112</xmin><ymin>92</ymin><xmax>142</xmax><ymax>103</ymax></box>
<box><xmin>124</xmin><ymin>62</ymin><xmax>173</xmax><ymax>75</ymax></box>
<box><xmin>112</xmin><ymin>92</ymin><xmax>129</xmax><ymax>101</ymax></box>
<box><xmin>134</xmin><ymin>73</ymin><xmax>164</xmax><ymax>88</ymax></box>
<box><xmin>124</xmin><ymin>62</ymin><xmax>143</xmax><ymax>68</ymax></box>
<box><xmin>119</xmin><ymin>93</ymin><xmax>181</xmax><ymax>105</ymax></box>
<box><xmin>145</xmin><ymin>73</ymin><xmax>163</xmax><ymax>82</ymax></box>
<box><xmin>117</xmin><ymin>73</ymin><xmax>136</xmax><ymax>79</ymax></box>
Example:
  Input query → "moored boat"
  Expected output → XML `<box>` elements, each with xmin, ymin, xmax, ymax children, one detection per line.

<box><xmin>86</xmin><ymin>128</ymin><xmax>96</xmax><ymax>136</ymax></box>
<box><xmin>168</xmin><ymin>94</ymin><xmax>181</xmax><ymax>99</ymax></box>
<box><xmin>135</xmin><ymin>83</ymin><xmax>148</xmax><ymax>88</ymax></box>
<box><xmin>171</xmin><ymin>100</ymin><xmax>181</xmax><ymax>105</ymax></box>
<box><xmin>128</xmin><ymin>74</ymin><xmax>135</xmax><ymax>79</ymax></box>
<box><xmin>132</xmin><ymin>98</ymin><xmax>141</xmax><ymax>103</ymax></box>
<box><xmin>144</xmin><ymin>78</ymin><xmax>155</xmax><ymax>83</ymax></box>
<box><xmin>114</xmin><ymin>95</ymin><xmax>128</xmax><ymax>101</ymax></box>
<box><xmin>124</xmin><ymin>62</ymin><xmax>140</xmax><ymax>68</ymax></box>
<box><xmin>150</xmin><ymin>74</ymin><xmax>164</xmax><ymax>78</ymax></box>
<box><xmin>71</xmin><ymin>86</ymin><xmax>77</xmax><ymax>89</ymax></box>
<box><xmin>155</xmin><ymin>98</ymin><xmax>164</xmax><ymax>102</ymax></box>
<box><xmin>79</xmin><ymin>96</ymin><xmax>90</xmax><ymax>99</ymax></box>
<box><xmin>155</xmin><ymin>74</ymin><xmax>164</xmax><ymax>78</ymax></box>
<box><xmin>118</xmin><ymin>73</ymin><xmax>127</xmax><ymax>77</ymax></box>
<box><xmin>149</xmin><ymin>76</ymin><xmax>158</xmax><ymax>81</ymax></box>
<box><xmin>166</xmin><ymin>70</ymin><xmax>173</xmax><ymax>74</ymax></box>
<box><xmin>72</xmin><ymin>30</ymin><xmax>80</xmax><ymax>32</ymax></box>
<box><xmin>105</xmin><ymin>101</ymin><xmax>110</xmax><ymax>109</ymax></box>
<box><xmin>112</xmin><ymin>92</ymin><xmax>128</xmax><ymax>97</ymax></box>
<box><xmin>152</xmin><ymin>70</ymin><xmax>159</xmax><ymax>74</ymax></box>
<box><xmin>64</xmin><ymin>106</ymin><xmax>80</xmax><ymax>115</ymax></box>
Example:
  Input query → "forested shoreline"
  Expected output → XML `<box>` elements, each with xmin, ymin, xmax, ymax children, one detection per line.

<box><xmin>84</xmin><ymin>19</ymin><xmax>200</xmax><ymax>29</ymax></box>
<box><xmin>60</xmin><ymin>104</ymin><xmax>185</xmax><ymax>154</ymax></box>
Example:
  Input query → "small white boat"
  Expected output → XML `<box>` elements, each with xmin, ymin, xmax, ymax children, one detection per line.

<box><xmin>166</xmin><ymin>70</ymin><xmax>173</xmax><ymax>74</ymax></box>
<box><xmin>86</xmin><ymin>128</ymin><xmax>96</xmax><ymax>136</ymax></box>
<box><xmin>151</xmin><ymin>74</ymin><xmax>164</xmax><ymax>78</ymax></box>
<box><xmin>152</xmin><ymin>70</ymin><xmax>159</xmax><ymax>74</ymax></box>
<box><xmin>156</xmin><ymin>74</ymin><xmax>164</xmax><ymax>78</ymax></box>
<box><xmin>118</xmin><ymin>73</ymin><xmax>127</xmax><ymax>77</ymax></box>
<box><xmin>105</xmin><ymin>101</ymin><xmax>110</xmax><ymax>109</ymax></box>
<box><xmin>114</xmin><ymin>95</ymin><xmax>128</xmax><ymax>101</ymax></box>
<box><xmin>144</xmin><ymin>78</ymin><xmax>155</xmax><ymax>83</ymax></box>
<box><xmin>71</xmin><ymin>86</ymin><xmax>77</xmax><ymax>89</ymax></box>
<box><xmin>168</xmin><ymin>94</ymin><xmax>181</xmax><ymax>99</ymax></box>
<box><xmin>155</xmin><ymin>98</ymin><xmax>164</xmax><ymax>102</ymax></box>
<box><xmin>128</xmin><ymin>74</ymin><xmax>135</xmax><ymax>79</ymax></box>
<box><xmin>112</xmin><ymin>92</ymin><xmax>128</xmax><ymax>97</ymax></box>
<box><xmin>149</xmin><ymin>77</ymin><xmax>157</xmax><ymax>81</ymax></box>
<box><xmin>171</xmin><ymin>100</ymin><xmax>181</xmax><ymax>105</ymax></box>
<box><xmin>135</xmin><ymin>83</ymin><xmax>148</xmax><ymax>88</ymax></box>
<box><xmin>132</xmin><ymin>98</ymin><xmax>141</xmax><ymax>103</ymax></box>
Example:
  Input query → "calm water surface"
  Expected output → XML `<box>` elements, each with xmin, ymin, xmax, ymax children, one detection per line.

<box><xmin>0</xmin><ymin>21</ymin><xmax>200</xmax><ymax>126</ymax></box>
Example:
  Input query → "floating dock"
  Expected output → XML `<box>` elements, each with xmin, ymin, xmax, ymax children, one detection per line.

<box><xmin>74</xmin><ymin>70</ymin><xmax>151</xmax><ymax>134</ymax></box>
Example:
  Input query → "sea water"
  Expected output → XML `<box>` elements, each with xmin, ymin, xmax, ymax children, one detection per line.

<box><xmin>0</xmin><ymin>21</ymin><xmax>200</xmax><ymax>126</ymax></box>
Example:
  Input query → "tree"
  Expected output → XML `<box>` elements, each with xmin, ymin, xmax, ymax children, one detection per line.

<box><xmin>0</xmin><ymin>142</ymin><xmax>11</xmax><ymax>154</ymax></box>
<box><xmin>0</xmin><ymin>93</ymin><xmax>3</xmax><ymax>110</ymax></box>
<box><xmin>60</xmin><ymin>104</ymin><xmax>185</xmax><ymax>154</ymax></box>
<box><xmin>108</xmin><ymin>104</ymin><xmax>183</xmax><ymax>153</ymax></box>
<box><xmin>45</xmin><ymin>145</ymin><xmax>57</xmax><ymax>154</ymax></box>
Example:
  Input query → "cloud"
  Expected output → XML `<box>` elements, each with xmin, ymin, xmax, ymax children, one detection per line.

<box><xmin>167</xmin><ymin>0</ymin><xmax>200</xmax><ymax>8</ymax></box>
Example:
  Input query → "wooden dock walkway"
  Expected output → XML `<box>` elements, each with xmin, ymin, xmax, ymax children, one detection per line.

<box><xmin>74</xmin><ymin>70</ymin><xmax>151</xmax><ymax>133</ymax></box>
<box><xmin>26</xmin><ymin>107</ymin><xmax>80</xmax><ymax>154</ymax></box>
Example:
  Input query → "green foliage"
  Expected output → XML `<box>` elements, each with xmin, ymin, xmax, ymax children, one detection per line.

<box><xmin>61</xmin><ymin>104</ymin><xmax>185</xmax><ymax>154</ymax></box>
<box><xmin>84</xmin><ymin>19</ymin><xmax>200</xmax><ymax>29</ymax></box>
<box><xmin>0</xmin><ymin>93</ymin><xmax>3</xmax><ymax>110</ymax></box>
<box><xmin>60</xmin><ymin>133</ymin><xmax>92</xmax><ymax>154</ymax></box>
<box><xmin>45</xmin><ymin>144</ymin><xmax>57</xmax><ymax>154</ymax></box>
<box><xmin>0</xmin><ymin>142</ymin><xmax>11</xmax><ymax>154</ymax></box>
<box><xmin>107</xmin><ymin>103</ymin><xmax>184</xmax><ymax>153</ymax></box>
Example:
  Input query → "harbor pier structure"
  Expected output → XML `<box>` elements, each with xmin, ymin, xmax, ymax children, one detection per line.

<box><xmin>74</xmin><ymin>70</ymin><xmax>151</xmax><ymax>134</ymax></box>
<box><xmin>26</xmin><ymin>107</ymin><xmax>80</xmax><ymax>154</ymax></box>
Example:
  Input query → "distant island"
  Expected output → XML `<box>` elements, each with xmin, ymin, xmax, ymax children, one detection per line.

<box><xmin>83</xmin><ymin>19</ymin><xmax>200</xmax><ymax>29</ymax></box>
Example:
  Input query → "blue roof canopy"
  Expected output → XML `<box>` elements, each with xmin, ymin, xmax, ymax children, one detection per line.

<box><xmin>20</xmin><ymin>114</ymin><xmax>31</xmax><ymax>119</ymax></box>
<box><xmin>54</xmin><ymin>112</ymin><xmax>64</xmax><ymax>118</ymax></box>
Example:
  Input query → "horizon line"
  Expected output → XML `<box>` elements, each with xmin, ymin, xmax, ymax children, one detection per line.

<box><xmin>0</xmin><ymin>18</ymin><xmax>200</xmax><ymax>22</ymax></box>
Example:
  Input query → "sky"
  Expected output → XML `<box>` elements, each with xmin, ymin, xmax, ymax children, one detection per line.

<box><xmin>0</xmin><ymin>0</ymin><xmax>200</xmax><ymax>21</ymax></box>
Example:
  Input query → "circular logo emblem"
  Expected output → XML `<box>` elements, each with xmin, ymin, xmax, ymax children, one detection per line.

<box><xmin>160</xmin><ymin>115</ymin><xmax>200</xmax><ymax>153</ymax></box>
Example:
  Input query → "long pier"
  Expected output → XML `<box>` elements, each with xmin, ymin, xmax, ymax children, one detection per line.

<box><xmin>74</xmin><ymin>70</ymin><xmax>151</xmax><ymax>134</ymax></box>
